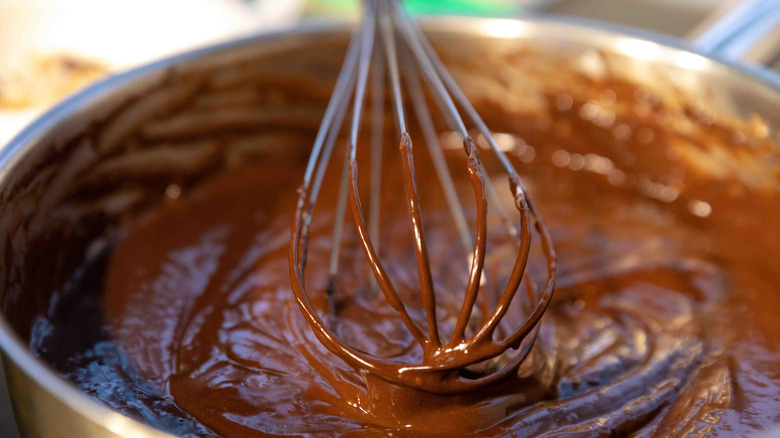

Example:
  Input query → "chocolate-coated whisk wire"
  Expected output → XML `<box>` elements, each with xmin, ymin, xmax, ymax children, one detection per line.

<box><xmin>290</xmin><ymin>0</ymin><xmax>556</xmax><ymax>394</ymax></box>
<box><xmin>368</xmin><ymin>36</ymin><xmax>385</xmax><ymax>264</ymax></box>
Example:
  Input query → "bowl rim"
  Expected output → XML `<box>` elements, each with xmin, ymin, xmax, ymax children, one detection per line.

<box><xmin>0</xmin><ymin>14</ymin><xmax>778</xmax><ymax>437</ymax></box>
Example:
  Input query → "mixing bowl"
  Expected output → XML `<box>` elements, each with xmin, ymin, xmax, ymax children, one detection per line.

<box><xmin>1</xmin><ymin>13</ymin><xmax>779</xmax><ymax>437</ymax></box>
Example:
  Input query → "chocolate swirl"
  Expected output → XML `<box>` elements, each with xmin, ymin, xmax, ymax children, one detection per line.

<box><xmin>17</xmin><ymin>38</ymin><xmax>780</xmax><ymax>436</ymax></box>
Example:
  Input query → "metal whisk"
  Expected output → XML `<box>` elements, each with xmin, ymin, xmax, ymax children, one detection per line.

<box><xmin>290</xmin><ymin>0</ymin><xmax>556</xmax><ymax>395</ymax></box>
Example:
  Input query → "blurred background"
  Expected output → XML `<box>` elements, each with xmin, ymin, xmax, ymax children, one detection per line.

<box><xmin>0</xmin><ymin>0</ymin><xmax>775</xmax><ymax>436</ymax></box>
<box><xmin>0</xmin><ymin>0</ymin><xmax>769</xmax><ymax>146</ymax></box>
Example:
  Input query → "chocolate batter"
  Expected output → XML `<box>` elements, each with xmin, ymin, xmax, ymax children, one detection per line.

<box><xmin>19</xmin><ymin>42</ymin><xmax>780</xmax><ymax>437</ymax></box>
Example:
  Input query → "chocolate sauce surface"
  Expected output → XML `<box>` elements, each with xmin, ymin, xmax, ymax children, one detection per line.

<box><xmin>20</xmin><ymin>42</ymin><xmax>780</xmax><ymax>437</ymax></box>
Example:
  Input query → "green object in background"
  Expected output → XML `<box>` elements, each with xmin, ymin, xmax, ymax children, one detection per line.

<box><xmin>305</xmin><ymin>0</ymin><xmax>520</xmax><ymax>16</ymax></box>
<box><xmin>405</xmin><ymin>0</ymin><xmax>517</xmax><ymax>15</ymax></box>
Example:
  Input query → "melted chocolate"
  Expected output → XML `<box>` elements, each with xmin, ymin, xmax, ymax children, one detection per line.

<box><xmin>24</xmin><ymin>48</ymin><xmax>780</xmax><ymax>436</ymax></box>
<box><xmin>291</xmin><ymin>129</ymin><xmax>555</xmax><ymax>398</ymax></box>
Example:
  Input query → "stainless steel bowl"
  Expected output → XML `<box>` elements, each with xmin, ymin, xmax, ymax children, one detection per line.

<box><xmin>0</xmin><ymin>14</ymin><xmax>779</xmax><ymax>438</ymax></box>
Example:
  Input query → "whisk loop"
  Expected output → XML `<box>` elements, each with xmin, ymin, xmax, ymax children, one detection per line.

<box><xmin>290</xmin><ymin>0</ymin><xmax>556</xmax><ymax>394</ymax></box>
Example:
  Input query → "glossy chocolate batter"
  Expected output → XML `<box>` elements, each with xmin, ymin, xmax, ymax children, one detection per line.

<box><xmin>22</xmin><ymin>44</ymin><xmax>780</xmax><ymax>437</ymax></box>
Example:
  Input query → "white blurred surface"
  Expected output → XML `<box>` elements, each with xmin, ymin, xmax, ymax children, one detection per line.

<box><xmin>0</xmin><ymin>0</ymin><xmax>304</xmax><ymax>69</ymax></box>
<box><xmin>0</xmin><ymin>109</ymin><xmax>38</xmax><ymax>148</ymax></box>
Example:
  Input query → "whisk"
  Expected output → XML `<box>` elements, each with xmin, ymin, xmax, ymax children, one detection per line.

<box><xmin>289</xmin><ymin>0</ymin><xmax>556</xmax><ymax>395</ymax></box>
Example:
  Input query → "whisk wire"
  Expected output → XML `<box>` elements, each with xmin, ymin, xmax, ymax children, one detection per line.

<box><xmin>368</xmin><ymin>33</ymin><xmax>386</xmax><ymax>255</ymax></box>
<box><xmin>290</xmin><ymin>0</ymin><xmax>557</xmax><ymax>394</ymax></box>
<box><xmin>327</xmin><ymin>148</ymin><xmax>351</xmax><ymax>313</ymax></box>
<box><xmin>345</xmin><ymin>1</ymin><xmax>430</xmax><ymax>345</ymax></box>
<box><xmin>379</xmin><ymin>0</ymin><xmax>442</xmax><ymax>346</ymax></box>
<box><xmin>401</xmin><ymin>52</ymin><xmax>471</xmax><ymax>255</ymax></box>
<box><xmin>392</xmin><ymin>0</ymin><xmax>556</xmax><ymax>349</ymax></box>
<box><xmin>380</xmin><ymin>3</ymin><xmax>408</xmax><ymax>134</ymax></box>
<box><xmin>299</xmin><ymin>28</ymin><xmax>361</xmax><ymax>273</ymax></box>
